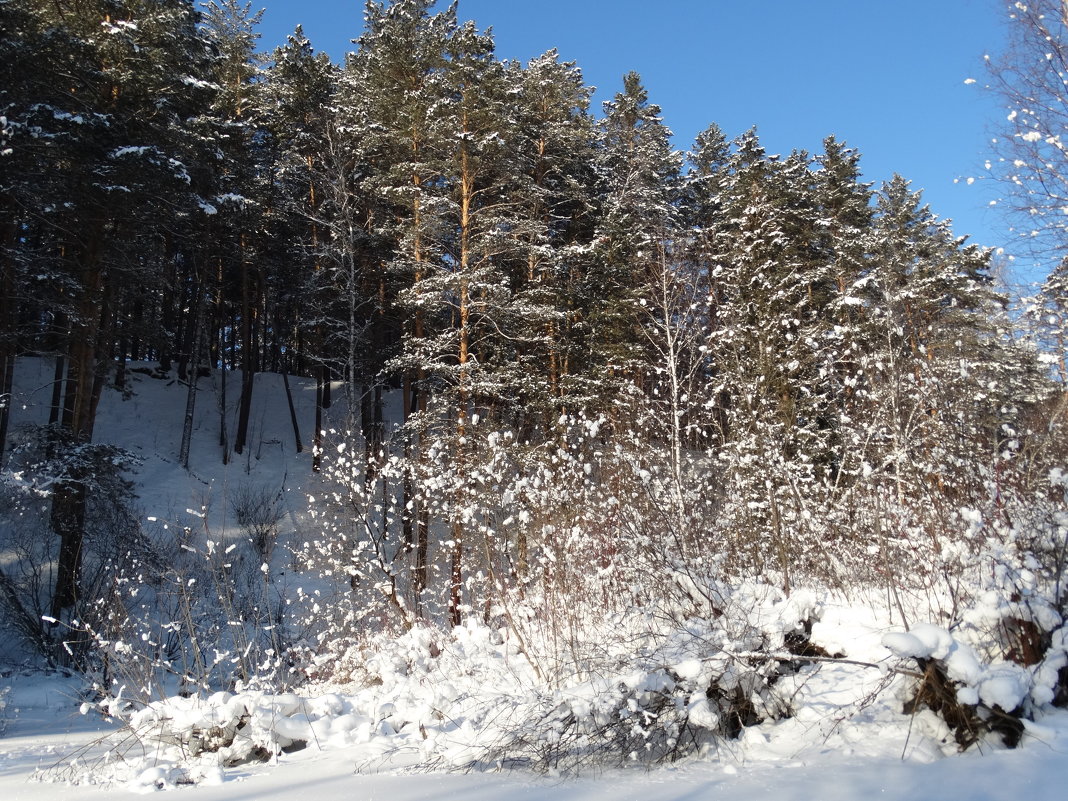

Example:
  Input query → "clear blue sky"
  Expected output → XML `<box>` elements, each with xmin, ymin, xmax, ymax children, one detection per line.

<box><xmin>254</xmin><ymin>0</ymin><xmax>1031</xmax><ymax>282</ymax></box>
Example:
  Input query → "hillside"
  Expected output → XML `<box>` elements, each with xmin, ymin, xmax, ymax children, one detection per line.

<box><xmin>1</xmin><ymin>357</ymin><xmax>1068</xmax><ymax>796</ymax></box>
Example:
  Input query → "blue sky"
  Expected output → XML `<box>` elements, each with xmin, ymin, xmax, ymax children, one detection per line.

<box><xmin>254</xmin><ymin>1</ymin><xmax>1030</xmax><ymax>282</ymax></box>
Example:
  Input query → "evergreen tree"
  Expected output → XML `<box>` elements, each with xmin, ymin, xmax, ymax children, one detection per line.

<box><xmin>199</xmin><ymin>0</ymin><xmax>266</xmax><ymax>459</ymax></box>
<box><xmin>1</xmin><ymin>0</ymin><xmax>217</xmax><ymax>615</ymax></box>
<box><xmin>699</xmin><ymin>132</ymin><xmax>848</xmax><ymax>580</ymax></box>
<box><xmin>586</xmin><ymin>72</ymin><xmax>682</xmax><ymax>406</ymax></box>
<box><xmin>259</xmin><ymin>26</ymin><xmax>341</xmax><ymax>456</ymax></box>
<box><xmin>858</xmin><ymin>178</ymin><xmax>1013</xmax><ymax>497</ymax></box>
<box><xmin>344</xmin><ymin>0</ymin><xmax>458</xmax><ymax>609</ymax></box>
<box><xmin>499</xmin><ymin>50</ymin><xmax>599</xmax><ymax>425</ymax></box>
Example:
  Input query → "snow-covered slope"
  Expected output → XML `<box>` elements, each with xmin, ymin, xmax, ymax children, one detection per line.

<box><xmin>4</xmin><ymin>357</ymin><xmax>322</xmax><ymax>541</ymax></box>
<box><xmin>2</xmin><ymin>358</ymin><xmax>1068</xmax><ymax>797</ymax></box>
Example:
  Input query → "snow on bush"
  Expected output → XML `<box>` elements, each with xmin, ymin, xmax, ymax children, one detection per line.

<box><xmin>881</xmin><ymin>581</ymin><xmax>1068</xmax><ymax>749</ymax></box>
<box><xmin>68</xmin><ymin>584</ymin><xmax>846</xmax><ymax>787</ymax></box>
<box><xmin>882</xmin><ymin>623</ymin><xmax>1031</xmax><ymax>711</ymax></box>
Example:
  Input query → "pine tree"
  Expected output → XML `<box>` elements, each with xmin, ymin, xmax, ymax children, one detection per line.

<box><xmin>394</xmin><ymin>17</ymin><xmax>544</xmax><ymax>625</ymax></box>
<box><xmin>0</xmin><ymin>0</ymin><xmax>45</xmax><ymax>465</ymax></box>
<box><xmin>259</xmin><ymin>26</ymin><xmax>341</xmax><ymax>456</ymax></box>
<box><xmin>199</xmin><ymin>0</ymin><xmax>266</xmax><ymax>459</ymax></box>
<box><xmin>586</xmin><ymin>72</ymin><xmax>682</xmax><ymax>407</ymax></box>
<box><xmin>699</xmin><ymin>131</ymin><xmax>853</xmax><ymax>581</ymax></box>
<box><xmin>343</xmin><ymin>0</ymin><xmax>458</xmax><ymax>609</ymax></box>
<box><xmin>843</xmin><ymin>176</ymin><xmax>1042</xmax><ymax>583</ymax></box>
<box><xmin>0</xmin><ymin>0</ymin><xmax>218</xmax><ymax>615</ymax></box>
<box><xmin>498</xmin><ymin>50</ymin><xmax>599</xmax><ymax>425</ymax></box>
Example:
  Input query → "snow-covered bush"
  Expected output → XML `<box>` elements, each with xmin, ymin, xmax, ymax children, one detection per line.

<box><xmin>872</xmin><ymin>468</ymin><xmax>1068</xmax><ymax>750</ymax></box>
<box><xmin>0</xmin><ymin>424</ymin><xmax>147</xmax><ymax>667</ymax></box>
<box><xmin>67</xmin><ymin>587</ymin><xmax>834</xmax><ymax>786</ymax></box>
<box><xmin>230</xmin><ymin>482</ymin><xmax>285</xmax><ymax>564</ymax></box>
<box><xmin>451</xmin><ymin>585</ymin><xmax>827</xmax><ymax>773</ymax></box>
<box><xmin>79</xmin><ymin>507</ymin><xmax>301</xmax><ymax>703</ymax></box>
<box><xmin>883</xmin><ymin>579</ymin><xmax>1068</xmax><ymax>750</ymax></box>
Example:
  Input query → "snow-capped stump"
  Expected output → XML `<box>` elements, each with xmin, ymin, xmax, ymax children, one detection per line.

<box><xmin>883</xmin><ymin>625</ymin><xmax>1026</xmax><ymax>749</ymax></box>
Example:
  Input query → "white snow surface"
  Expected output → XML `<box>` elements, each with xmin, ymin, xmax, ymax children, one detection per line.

<box><xmin>2</xmin><ymin>358</ymin><xmax>1068</xmax><ymax>797</ymax></box>
<box><xmin>1</xmin><ymin>658</ymin><xmax>1067</xmax><ymax>799</ymax></box>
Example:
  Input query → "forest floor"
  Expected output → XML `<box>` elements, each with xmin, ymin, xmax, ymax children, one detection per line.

<box><xmin>1</xmin><ymin>664</ymin><xmax>1067</xmax><ymax>799</ymax></box>
<box><xmin>2</xmin><ymin>359</ymin><xmax>1068</xmax><ymax>797</ymax></box>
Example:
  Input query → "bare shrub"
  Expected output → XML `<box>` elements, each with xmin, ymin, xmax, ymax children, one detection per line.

<box><xmin>230</xmin><ymin>483</ymin><xmax>285</xmax><ymax>563</ymax></box>
<box><xmin>0</xmin><ymin>424</ymin><xmax>150</xmax><ymax>668</ymax></box>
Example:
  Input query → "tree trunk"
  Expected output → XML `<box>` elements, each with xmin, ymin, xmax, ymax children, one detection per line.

<box><xmin>360</xmin><ymin>383</ymin><xmax>384</xmax><ymax>488</ymax></box>
<box><xmin>402</xmin><ymin>375</ymin><xmax>415</xmax><ymax>552</ymax></box>
<box><xmin>0</xmin><ymin>348</ymin><xmax>14</xmax><ymax>468</ymax></box>
<box><xmin>49</xmin><ymin>352</ymin><xmax>65</xmax><ymax>426</ymax></box>
<box><xmin>179</xmin><ymin>281</ymin><xmax>204</xmax><ymax>469</ymax></box>
<box><xmin>415</xmin><ymin>383</ymin><xmax>429</xmax><ymax>613</ymax></box>
<box><xmin>176</xmin><ymin>270</ymin><xmax>199</xmax><ymax>382</ymax></box>
<box><xmin>282</xmin><ymin>368</ymin><xmax>303</xmax><ymax>453</ymax></box>
<box><xmin>0</xmin><ymin>227</ymin><xmax>16</xmax><ymax>466</ymax></box>
<box><xmin>219</xmin><ymin>336</ymin><xmax>230</xmax><ymax>464</ymax></box>
<box><xmin>234</xmin><ymin>234</ymin><xmax>255</xmax><ymax>456</ymax></box>
<box><xmin>50</xmin><ymin>480</ymin><xmax>87</xmax><ymax>618</ymax></box>
<box><xmin>234</xmin><ymin>365</ymin><xmax>254</xmax><ymax>457</ymax></box>
<box><xmin>180</xmin><ymin>369</ymin><xmax>198</xmax><ymax>470</ymax></box>
<box><xmin>312</xmin><ymin>363</ymin><xmax>327</xmax><ymax>472</ymax></box>
<box><xmin>50</xmin><ymin>236</ymin><xmax>107</xmax><ymax>617</ymax></box>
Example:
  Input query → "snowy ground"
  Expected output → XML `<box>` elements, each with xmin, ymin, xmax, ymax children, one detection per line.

<box><xmin>3</xmin><ymin>597</ymin><xmax>1068</xmax><ymax>799</ymax></box>
<box><xmin>3</xmin><ymin>358</ymin><xmax>1068</xmax><ymax>797</ymax></box>
<box><xmin>1</xmin><ymin>663</ymin><xmax>1067</xmax><ymax>799</ymax></box>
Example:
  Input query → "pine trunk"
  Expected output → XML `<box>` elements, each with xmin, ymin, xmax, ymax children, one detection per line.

<box><xmin>0</xmin><ymin>224</ymin><xmax>15</xmax><ymax>465</ymax></box>
<box><xmin>282</xmin><ymin>369</ymin><xmax>303</xmax><ymax>453</ymax></box>
<box><xmin>50</xmin><ymin>236</ymin><xmax>106</xmax><ymax>617</ymax></box>
<box><xmin>234</xmin><ymin>235</ymin><xmax>255</xmax><ymax>456</ymax></box>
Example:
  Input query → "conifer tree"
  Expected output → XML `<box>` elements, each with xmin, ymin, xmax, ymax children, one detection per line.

<box><xmin>0</xmin><ymin>0</ymin><xmax>217</xmax><ymax>614</ymax></box>
<box><xmin>586</xmin><ymin>72</ymin><xmax>682</xmax><ymax>407</ymax></box>
<box><xmin>499</xmin><ymin>51</ymin><xmax>599</xmax><ymax>424</ymax></box>
<box><xmin>858</xmin><ymin>178</ymin><xmax>1018</xmax><ymax>501</ymax></box>
<box><xmin>699</xmin><ymin>132</ymin><xmax>849</xmax><ymax>579</ymax></box>
<box><xmin>344</xmin><ymin>0</ymin><xmax>457</xmax><ymax>609</ymax></box>
<box><xmin>0</xmin><ymin>0</ymin><xmax>46</xmax><ymax>465</ymax></box>
<box><xmin>200</xmin><ymin>0</ymin><xmax>265</xmax><ymax>459</ymax></box>
<box><xmin>259</xmin><ymin>26</ymin><xmax>341</xmax><ymax>456</ymax></box>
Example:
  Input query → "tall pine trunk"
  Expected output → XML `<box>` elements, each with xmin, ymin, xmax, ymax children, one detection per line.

<box><xmin>0</xmin><ymin>227</ymin><xmax>16</xmax><ymax>466</ymax></box>
<box><xmin>179</xmin><ymin>277</ymin><xmax>205</xmax><ymax>469</ymax></box>
<box><xmin>234</xmin><ymin>235</ymin><xmax>256</xmax><ymax>456</ymax></box>
<box><xmin>50</xmin><ymin>235</ymin><xmax>107</xmax><ymax>618</ymax></box>
<box><xmin>449</xmin><ymin>138</ymin><xmax>474</xmax><ymax>627</ymax></box>
<box><xmin>282</xmin><ymin>367</ymin><xmax>303</xmax><ymax>453</ymax></box>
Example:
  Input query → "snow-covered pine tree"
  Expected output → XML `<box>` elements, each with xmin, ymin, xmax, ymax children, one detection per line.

<box><xmin>679</xmin><ymin>121</ymin><xmax>732</xmax><ymax>451</ymax></box>
<box><xmin>699</xmin><ymin>133</ymin><xmax>829</xmax><ymax>583</ymax></box>
<box><xmin>841</xmin><ymin>176</ymin><xmax>1042</xmax><ymax>589</ymax></box>
<box><xmin>258</xmin><ymin>26</ymin><xmax>341</xmax><ymax>457</ymax></box>
<box><xmin>1026</xmin><ymin>257</ymin><xmax>1068</xmax><ymax>391</ymax></box>
<box><xmin>405</xmin><ymin>18</ymin><xmax>537</xmax><ymax>625</ymax></box>
<box><xmin>586</xmin><ymin>72</ymin><xmax>682</xmax><ymax>411</ymax></box>
<box><xmin>199</xmin><ymin>0</ymin><xmax>266</xmax><ymax>459</ymax></box>
<box><xmin>463</xmin><ymin>51</ymin><xmax>601</xmax><ymax>580</ymax></box>
<box><xmin>0</xmin><ymin>0</ymin><xmax>218</xmax><ymax>616</ymax></box>
<box><xmin>498</xmin><ymin>50</ymin><xmax>599</xmax><ymax>427</ymax></box>
<box><xmin>341</xmin><ymin>0</ymin><xmax>457</xmax><ymax>612</ymax></box>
